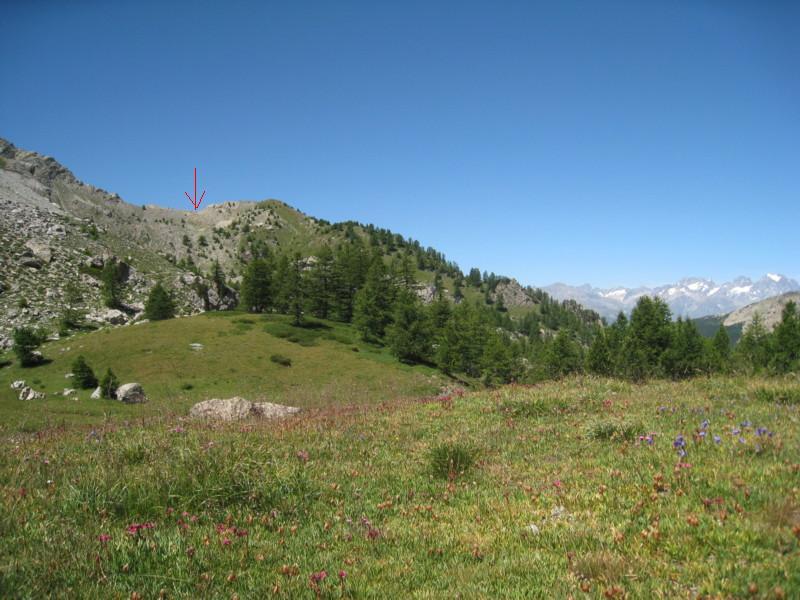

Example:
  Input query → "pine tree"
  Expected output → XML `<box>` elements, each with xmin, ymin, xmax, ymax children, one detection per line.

<box><xmin>71</xmin><ymin>355</ymin><xmax>98</xmax><ymax>389</ymax></box>
<box><xmin>144</xmin><ymin>283</ymin><xmax>176</xmax><ymax>321</ymax></box>
<box><xmin>100</xmin><ymin>261</ymin><xmax>122</xmax><ymax>309</ymax></box>
<box><xmin>387</xmin><ymin>289</ymin><xmax>431</xmax><ymax>363</ymax></box>
<box><xmin>587</xmin><ymin>329</ymin><xmax>612</xmax><ymax>376</ymax></box>
<box><xmin>544</xmin><ymin>329</ymin><xmax>582</xmax><ymax>378</ymax></box>
<box><xmin>210</xmin><ymin>261</ymin><xmax>226</xmax><ymax>295</ymax></box>
<box><xmin>353</xmin><ymin>256</ymin><xmax>394</xmax><ymax>342</ymax></box>
<box><xmin>13</xmin><ymin>327</ymin><xmax>44</xmax><ymax>367</ymax></box>
<box><xmin>435</xmin><ymin>302</ymin><xmax>486</xmax><ymax>377</ymax></box>
<box><xmin>708</xmin><ymin>325</ymin><xmax>732</xmax><ymax>373</ymax></box>
<box><xmin>285</xmin><ymin>253</ymin><xmax>305</xmax><ymax>326</ymax></box>
<box><xmin>624</xmin><ymin>297</ymin><xmax>672</xmax><ymax>379</ymax></box>
<box><xmin>100</xmin><ymin>368</ymin><xmax>119</xmax><ymax>399</ymax></box>
<box><xmin>661</xmin><ymin>318</ymin><xmax>705</xmax><ymax>379</ymax></box>
<box><xmin>735</xmin><ymin>312</ymin><xmax>771</xmax><ymax>374</ymax></box>
<box><xmin>399</xmin><ymin>253</ymin><xmax>416</xmax><ymax>289</ymax></box>
<box><xmin>240</xmin><ymin>259</ymin><xmax>272</xmax><ymax>313</ymax></box>
<box><xmin>467</xmin><ymin>268</ymin><xmax>482</xmax><ymax>287</ymax></box>
<box><xmin>481</xmin><ymin>331</ymin><xmax>517</xmax><ymax>385</ymax></box>
<box><xmin>771</xmin><ymin>301</ymin><xmax>800</xmax><ymax>373</ymax></box>
<box><xmin>307</xmin><ymin>246</ymin><xmax>334</xmax><ymax>319</ymax></box>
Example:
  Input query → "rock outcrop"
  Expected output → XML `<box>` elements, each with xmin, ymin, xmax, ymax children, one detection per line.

<box><xmin>189</xmin><ymin>397</ymin><xmax>301</xmax><ymax>421</ymax></box>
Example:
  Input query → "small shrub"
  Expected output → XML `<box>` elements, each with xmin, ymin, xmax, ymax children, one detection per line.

<box><xmin>100</xmin><ymin>368</ymin><xmax>119</xmax><ymax>399</ymax></box>
<box><xmin>429</xmin><ymin>442</ymin><xmax>477</xmax><ymax>480</ymax></box>
<box><xmin>180</xmin><ymin>382</ymin><xmax>194</xmax><ymax>391</ymax></box>
<box><xmin>754</xmin><ymin>386</ymin><xmax>800</xmax><ymax>405</ymax></box>
<box><xmin>71</xmin><ymin>355</ymin><xmax>98</xmax><ymax>389</ymax></box>
<box><xmin>270</xmin><ymin>354</ymin><xmax>292</xmax><ymax>367</ymax></box>
<box><xmin>499</xmin><ymin>398</ymin><xmax>547</xmax><ymax>417</ymax></box>
<box><xmin>587</xmin><ymin>420</ymin><xmax>644</xmax><ymax>441</ymax></box>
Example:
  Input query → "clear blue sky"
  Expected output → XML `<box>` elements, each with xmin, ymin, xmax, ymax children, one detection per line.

<box><xmin>2</xmin><ymin>1</ymin><xmax>798</xmax><ymax>288</ymax></box>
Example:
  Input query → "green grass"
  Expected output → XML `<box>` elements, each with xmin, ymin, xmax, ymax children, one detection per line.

<box><xmin>0</xmin><ymin>376</ymin><xmax>797</xmax><ymax>597</ymax></box>
<box><xmin>0</xmin><ymin>312</ymin><xmax>444</xmax><ymax>431</ymax></box>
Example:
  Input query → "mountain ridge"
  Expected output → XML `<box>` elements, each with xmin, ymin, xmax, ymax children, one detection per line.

<box><xmin>544</xmin><ymin>273</ymin><xmax>800</xmax><ymax>320</ymax></box>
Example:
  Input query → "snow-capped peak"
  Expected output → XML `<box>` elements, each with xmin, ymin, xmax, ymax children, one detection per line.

<box><xmin>767</xmin><ymin>273</ymin><xmax>783</xmax><ymax>283</ymax></box>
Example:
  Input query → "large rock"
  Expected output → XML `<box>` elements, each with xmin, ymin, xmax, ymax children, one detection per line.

<box><xmin>11</xmin><ymin>380</ymin><xmax>26</xmax><ymax>390</ymax></box>
<box><xmin>189</xmin><ymin>397</ymin><xmax>300</xmax><ymax>421</ymax></box>
<box><xmin>24</xmin><ymin>240</ymin><xmax>53</xmax><ymax>263</ymax></box>
<box><xmin>90</xmin><ymin>386</ymin><xmax>102</xmax><ymax>399</ymax></box>
<box><xmin>116</xmin><ymin>383</ymin><xmax>147</xmax><ymax>404</ymax></box>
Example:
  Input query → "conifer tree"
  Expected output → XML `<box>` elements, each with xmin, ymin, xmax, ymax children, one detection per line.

<box><xmin>435</xmin><ymin>302</ymin><xmax>486</xmax><ymax>377</ymax></box>
<box><xmin>544</xmin><ymin>329</ymin><xmax>582</xmax><ymax>378</ymax></box>
<box><xmin>285</xmin><ymin>253</ymin><xmax>306</xmax><ymax>326</ymax></box>
<box><xmin>587</xmin><ymin>329</ymin><xmax>612</xmax><ymax>376</ymax></box>
<box><xmin>307</xmin><ymin>246</ymin><xmax>334</xmax><ymax>319</ymax></box>
<box><xmin>100</xmin><ymin>260</ymin><xmax>122</xmax><ymax>309</ymax></box>
<box><xmin>12</xmin><ymin>327</ymin><xmax>43</xmax><ymax>367</ymax></box>
<box><xmin>708</xmin><ymin>325</ymin><xmax>732</xmax><ymax>373</ymax></box>
<box><xmin>661</xmin><ymin>318</ymin><xmax>705</xmax><ymax>379</ymax></box>
<box><xmin>71</xmin><ymin>355</ymin><xmax>98</xmax><ymax>389</ymax></box>
<box><xmin>387</xmin><ymin>289</ymin><xmax>431</xmax><ymax>363</ymax></box>
<box><xmin>353</xmin><ymin>255</ymin><xmax>394</xmax><ymax>342</ymax></box>
<box><xmin>735</xmin><ymin>312</ymin><xmax>771</xmax><ymax>373</ymax></box>
<box><xmin>100</xmin><ymin>368</ymin><xmax>119</xmax><ymax>399</ymax></box>
<box><xmin>144</xmin><ymin>282</ymin><xmax>176</xmax><ymax>321</ymax></box>
<box><xmin>624</xmin><ymin>297</ymin><xmax>672</xmax><ymax>379</ymax></box>
<box><xmin>481</xmin><ymin>331</ymin><xmax>517</xmax><ymax>385</ymax></box>
<box><xmin>210</xmin><ymin>261</ymin><xmax>226</xmax><ymax>295</ymax></box>
<box><xmin>771</xmin><ymin>301</ymin><xmax>800</xmax><ymax>373</ymax></box>
<box><xmin>240</xmin><ymin>258</ymin><xmax>272</xmax><ymax>313</ymax></box>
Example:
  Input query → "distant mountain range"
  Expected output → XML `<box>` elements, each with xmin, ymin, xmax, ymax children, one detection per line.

<box><xmin>544</xmin><ymin>274</ymin><xmax>800</xmax><ymax>320</ymax></box>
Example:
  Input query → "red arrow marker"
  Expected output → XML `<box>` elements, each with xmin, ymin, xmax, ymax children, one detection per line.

<box><xmin>184</xmin><ymin>167</ymin><xmax>206</xmax><ymax>210</ymax></box>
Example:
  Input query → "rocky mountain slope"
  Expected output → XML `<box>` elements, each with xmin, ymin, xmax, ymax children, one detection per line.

<box><xmin>545</xmin><ymin>274</ymin><xmax>800</xmax><ymax>320</ymax></box>
<box><xmin>3</xmin><ymin>138</ymin><xmax>590</xmax><ymax>351</ymax></box>
<box><xmin>723</xmin><ymin>291</ymin><xmax>800</xmax><ymax>332</ymax></box>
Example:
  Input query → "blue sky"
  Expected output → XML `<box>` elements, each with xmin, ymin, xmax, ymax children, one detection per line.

<box><xmin>2</xmin><ymin>1</ymin><xmax>798</xmax><ymax>288</ymax></box>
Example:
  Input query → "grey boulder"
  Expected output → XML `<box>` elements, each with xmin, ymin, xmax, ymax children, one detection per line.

<box><xmin>116</xmin><ymin>383</ymin><xmax>147</xmax><ymax>404</ymax></box>
<box><xmin>189</xmin><ymin>397</ymin><xmax>300</xmax><ymax>421</ymax></box>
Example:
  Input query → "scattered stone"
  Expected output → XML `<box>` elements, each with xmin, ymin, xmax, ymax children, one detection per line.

<box><xmin>189</xmin><ymin>397</ymin><xmax>300</xmax><ymax>421</ymax></box>
<box><xmin>19</xmin><ymin>387</ymin><xmax>45</xmax><ymax>401</ymax></box>
<box><xmin>526</xmin><ymin>524</ymin><xmax>541</xmax><ymax>535</ymax></box>
<box><xmin>88</xmin><ymin>308</ymin><xmax>128</xmax><ymax>325</ymax></box>
<box><xmin>11</xmin><ymin>380</ymin><xmax>26</xmax><ymax>390</ymax></box>
<box><xmin>189</xmin><ymin>343</ymin><xmax>204</xmax><ymax>351</ymax></box>
<box><xmin>65</xmin><ymin>373</ymin><xmax>74</xmax><ymax>378</ymax></box>
<box><xmin>19</xmin><ymin>256</ymin><xmax>44</xmax><ymax>269</ymax></box>
<box><xmin>90</xmin><ymin>386</ymin><xmax>102</xmax><ymax>399</ymax></box>
<box><xmin>63</xmin><ymin>388</ymin><xmax>76</xmax><ymax>396</ymax></box>
<box><xmin>116</xmin><ymin>383</ymin><xmax>147</xmax><ymax>404</ymax></box>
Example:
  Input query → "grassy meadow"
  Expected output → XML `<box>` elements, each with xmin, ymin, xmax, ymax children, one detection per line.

<box><xmin>1</xmin><ymin>374</ymin><xmax>798</xmax><ymax>598</ymax></box>
<box><xmin>0</xmin><ymin>312</ymin><xmax>444</xmax><ymax>432</ymax></box>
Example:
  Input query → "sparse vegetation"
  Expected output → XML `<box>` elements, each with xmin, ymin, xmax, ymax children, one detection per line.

<box><xmin>269</xmin><ymin>353</ymin><xmax>292</xmax><ymax>366</ymax></box>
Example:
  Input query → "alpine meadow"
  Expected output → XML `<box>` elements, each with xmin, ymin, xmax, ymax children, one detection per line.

<box><xmin>2</xmin><ymin>2</ymin><xmax>800</xmax><ymax>599</ymax></box>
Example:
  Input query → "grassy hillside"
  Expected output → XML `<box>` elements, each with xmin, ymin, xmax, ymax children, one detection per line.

<box><xmin>0</xmin><ymin>313</ymin><xmax>445</xmax><ymax>431</ymax></box>
<box><xmin>0</xmin><ymin>377</ymin><xmax>798</xmax><ymax>597</ymax></box>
